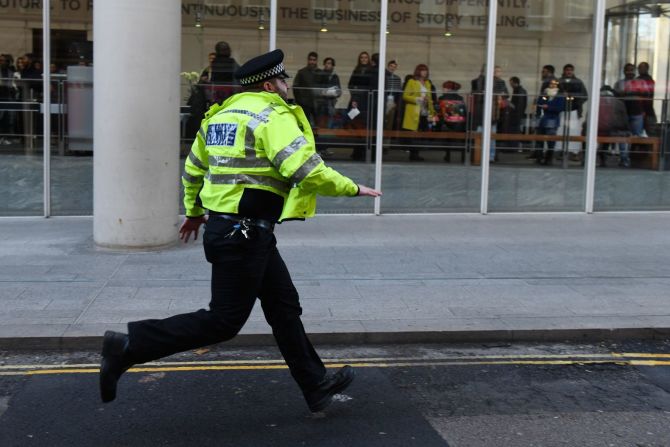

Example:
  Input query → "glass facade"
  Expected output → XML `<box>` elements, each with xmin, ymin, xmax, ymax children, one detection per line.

<box><xmin>1</xmin><ymin>0</ymin><xmax>669</xmax><ymax>216</ymax></box>
<box><xmin>487</xmin><ymin>0</ymin><xmax>594</xmax><ymax>212</ymax></box>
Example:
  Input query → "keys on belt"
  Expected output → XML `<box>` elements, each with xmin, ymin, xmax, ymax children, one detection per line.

<box><xmin>225</xmin><ymin>218</ymin><xmax>252</xmax><ymax>239</ymax></box>
<box><xmin>210</xmin><ymin>213</ymin><xmax>275</xmax><ymax>239</ymax></box>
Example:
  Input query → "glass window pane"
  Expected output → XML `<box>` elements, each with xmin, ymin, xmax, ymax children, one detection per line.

<box><xmin>381</xmin><ymin>1</ymin><xmax>485</xmax><ymax>212</ymax></box>
<box><xmin>277</xmin><ymin>0</ymin><xmax>378</xmax><ymax>214</ymax></box>
<box><xmin>0</xmin><ymin>4</ymin><xmax>45</xmax><ymax>215</ymax></box>
<box><xmin>595</xmin><ymin>2</ymin><xmax>670</xmax><ymax>210</ymax></box>
<box><xmin>50</xmin><ymin>26</ymin><xmax>94</xmax><ymax>215</ymax></box>
<box><xmin>487</xmin><ymin>0</ymin><xmax>594</xmax><ymax>212</ymax></box>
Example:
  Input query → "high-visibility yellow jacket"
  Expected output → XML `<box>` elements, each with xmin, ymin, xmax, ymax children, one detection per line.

<box><xmin>182</xmin><ymin>91</ymin><xmax>359</xmax><ymax>222</ymax></box>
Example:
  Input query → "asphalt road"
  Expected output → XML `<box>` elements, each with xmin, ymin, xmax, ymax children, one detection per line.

<box><xmin>1</xmin><ymin>341</ymin><xmax>670</xmax><ymax>447</ymax></box>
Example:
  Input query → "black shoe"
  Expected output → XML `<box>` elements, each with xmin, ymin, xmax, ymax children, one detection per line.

<box><xmin>304</xmin><ymin>365</ymin><xmax>355</xmax><ymax>412</ymax></box>
<box><xmin>100</xmin><ymin>330</ymin><xmax>132</xmax><ymax>403</ymax></box>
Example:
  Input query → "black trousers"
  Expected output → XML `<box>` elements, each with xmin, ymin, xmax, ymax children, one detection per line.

<box><xmin>127</xmin><ymin>216</ymin><xmax>327</xmax><ymax>392</ymax></box>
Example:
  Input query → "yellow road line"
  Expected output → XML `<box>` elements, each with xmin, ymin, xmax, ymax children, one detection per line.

<box><xmin>2</xmin><ymin>358</ymin><xmax>669</xmax><ymax>376</ymax></box>
<box><xmin>619</xmin><ymin>353</ymin><xmax>670</xmax><ymax>358</ymax></box>
<box><xmin>3</xmin><ymin>352</ymin><xmax>668</xmax><ymax>372</ymax></box>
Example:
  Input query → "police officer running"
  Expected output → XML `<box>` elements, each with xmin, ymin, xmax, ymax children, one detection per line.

<box><xmin>99</xmin><ymin>49</ymin><xmax>381</xmax><ymax>413</ymax></box>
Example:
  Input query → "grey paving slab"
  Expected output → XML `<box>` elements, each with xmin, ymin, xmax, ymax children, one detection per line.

<box><xmin>295</xmin><ymin>283</ymin><xmax>362</xmax><ymax>300</ymax></box>
<box><xmin>168</xmin><ymin>298</ymin><xmax>210</xmax><ymax>311</ymax></box>
<box><xmin>0</xmin><ymin>324</ymin><xmax>68</xmax><ymax>338</ymax></box>
<box><xmin>633</xmin><ymin>316</ymin><xmax>670</xmax><ymax>327</ymax></box>
<box><xmin>0</xmin><ymin>299</ymin><xmax>52</xmax><ymax>311</ymax></box>
<box><xmin>104</xmin><ymin>279</ymin><xmax>210</xmax><ymax>288</ymax></box>
<box><xmin>360</xmin><ymin>318</ymin><xmax>510</xmax><ymax>332</ymax></box>
<box><xmin>133</xmin><ymin>286</ymin><xmax>210</xmax><ymax>300</ymax></box>
<box><xmin>63</xmin><ymin>323</ymin><xmax>129</xmax><ymax>337</ymax></box>
<box><xmin>498</xmin><ymin>316</ymin><xmax>653</xmax><ymax>330</ymax></box>
<box><xmin>301</xmin><ymin>320</ymin><xmax>368</xmax><ymax>334</ymax></box>
<box><xmin>0</xmin><ymin>286</ymin><xmax>26</xmax><ymax>299</ymax></box>
<box><xmin>360</xmin><ymin>284</ymin><xmax>473</xmax><ymax>301</ymax></box>
<box><xmin>75</xmin><ymin>310</ymin><xmax>179</xmax><ymax>324</ymax></box>
<box><xmin>15</xmin><ymin>284</ymin><xmax>103</xmax><ymax>300</ymax></box>
<box><xmin>1</xmin><ymin>214</ymin><xmax>670</xmax><ymax>345</ymax></box>
<box><xmin>87</xmin><ymin>297</ymin><xmax>174</xmax><ymax>311</ymax></box>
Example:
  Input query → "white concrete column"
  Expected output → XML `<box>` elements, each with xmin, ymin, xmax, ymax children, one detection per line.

<box><xmin>93</xmin><ymin>0</ymin><xmax>181</xmax><ymax>248</ymax></box>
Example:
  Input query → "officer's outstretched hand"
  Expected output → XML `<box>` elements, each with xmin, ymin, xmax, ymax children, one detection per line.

<box><xmin>179</xmin><ymin>216</ymin><xmax>207</xmax><ymax>243</ymax></box>
<box><xmin>357</xmin><ymin>184</ymin><xmax>382</xmax><ymax>197</ymax></box>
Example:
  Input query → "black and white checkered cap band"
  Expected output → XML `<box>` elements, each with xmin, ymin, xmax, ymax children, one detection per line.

<box><xmin>239</xmin><ymin>63</ymin><xmax>286</xmax><ymax>86</ymax></box>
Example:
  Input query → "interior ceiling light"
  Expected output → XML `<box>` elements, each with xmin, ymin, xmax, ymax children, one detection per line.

<box><xmin>195</xmin><ymin>11</ymin><xmax>203</xmax><ymax>28</ymax></box>
<box><xmin>320</xmin><ymin>21</ymin><xmax>328</xmax><ymax>32</ymax></box>
<box><xmin>649</xmin><ymin>5</ymin><xmax>662</xmax><ymax>17</ymax></box>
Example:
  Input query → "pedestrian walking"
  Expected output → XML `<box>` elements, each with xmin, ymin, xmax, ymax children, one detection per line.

<box><xmin>99</xmin><ymin>49</ymin><xmax>381</xmax><ymax>413</ymax></box>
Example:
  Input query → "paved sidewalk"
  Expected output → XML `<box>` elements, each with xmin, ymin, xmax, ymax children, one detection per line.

<box><xmin>1</xmin><ymin>214</ymin><xmax>670</xmax><ymax>349</ymax></box>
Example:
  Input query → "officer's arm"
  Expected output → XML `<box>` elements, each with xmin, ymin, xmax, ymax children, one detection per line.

<box><xmin>182</xmin><ymin>125</ymin><xmax>209</xmax><ymax>217</ymax></box>
<box><xmin>261</xmin><ymin>114</ymin><xmax>358</xmax><ymax>197</ymax></box>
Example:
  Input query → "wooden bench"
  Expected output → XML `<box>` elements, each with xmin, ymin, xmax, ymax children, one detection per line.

<box><xmin>314</xmin><ymin>128</ymin><xmax>662</xmax><ymax>169</ymax></box>
<box><xmin>315</xmin><ymin>128</ymin><xmax>469</xmax><ymax>142</ymax></box>
<box><xmin>314</xmin><ymin>128</ymin><xmax>471</xmax><ymax>160</ymax></box>
<box><xmin>472</xmin><ymin>133</ymin><xmax>661</xmax><ymax>169</ymax></box>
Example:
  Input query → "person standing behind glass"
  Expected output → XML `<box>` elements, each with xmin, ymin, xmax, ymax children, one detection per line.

<box><xmin>384</xmin><ymin>60</ymin><xmax>402</xmax><ymax>130</ymax></box>
<box><xmin>528</xmin><ymin>65</ymin><xmax>557</xmax><ymax>160</ymax></box>
<box><xmin>596</xmin><ymin>85</ymin><xmax>631</xmax><ymax>168</ymax></box>
<box><xmin>437</xmin><ymin>81</ymin><xmax>467</xmax><ymax>162</ymax></box>
<box><xmin>293</xmin><ymin>51</ymin><xmax>320</xmax><ymax>126</ymax></box>
<box><xmin>402</xmin><ymin>64</ymin><xmax>436</xmax><ymax>162</ymax></box>
<box><xmin>315</xmin><ymin>57</ymin><xmax>341</xmax><ymax>129</ymax></box>
<box><xmin>506</xmin><ymin>76</ymin><xmax>528</xmax><ymax>151</ymax></box>
<box><xmin>347</xmin><ymin>51</ymin><xmax>373</xmax><ymax>125</ymax></box>
<box><xmin>347</xmin><ymin>51</ymin><xmax>373</xmax><ymax>160</ymax></box>
<box><xmin>208</xmin><ymin>41</ymin><xmax>240</xmax><ymax>105</ymax></box>
<box><xmin>534</xmin><ymin>79</ymin><xmax>565</xmax><ymax>166</ymax></box>
<box><xmin>636</xmin><ymin>62</ymin><xmax>657</xmax><ymax>136</ymax></box>
<box><xmin>0</xmin><ymin>54</ymin><xmax>15</xmax><ymax>145</ymax></box>
<box><xmin>614</xmin><ymin>63</ymin><xmax>644</xmax><ymax>137</ymax></box>
<box><xmin>471</xmin><ymin>65</ymin><xmax>508</xmax><ymax>162</ymax></box>
<box><xmin>557</xmin><ymin>64</ymin><xmax>587</xmax><ymax>161</ymax></box>
<box><xmin>200</xmin><ymin>52</ymin><xmax>217</xmax><ymax>83</ymax></box>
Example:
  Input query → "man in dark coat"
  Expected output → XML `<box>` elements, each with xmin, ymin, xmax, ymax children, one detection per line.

<box><xmin>558</xmin><ymin>64</ymin><xmax>588</xmax><ymax>118</ymax></box>
<box><xmin>0</xmin><ymin>54</ymin><xmax>16</xmax><ymax>145</ymax></box>
<box><xmin>292</xmin><ymin>52</ymin><xmax>319</xmax><ymax>126</ymax></box>
<box><xmin>636</xmin><ymin>62</ymin><xmax>657</xmax><ymax>135</ymax></box>
<box><xmin>557</xmin><ymin>64</ymin><xmax>588</xmax><ymax>159</ymax></box>
<box><xmin>505</xmin><ymin>76</ymin><xmax>528</xmax><ymax>151</ymax></box>
<box><xmin>208</xmin><ymin>41</ymin><xmax>240</xmax><ymax>104</ymax></box>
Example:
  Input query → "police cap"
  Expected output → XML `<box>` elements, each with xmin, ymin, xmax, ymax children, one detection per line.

<box><xmin>235</xmin><ymin>49</ymin><xmax>290</xmax><ymax>86</ymax></box>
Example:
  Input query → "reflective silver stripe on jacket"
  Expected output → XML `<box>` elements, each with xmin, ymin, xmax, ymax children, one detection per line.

<box><xmin>290</xmin><ymin>153</ymin><xmax>323</xmax><ymax>185</ymax></box>
<box><xmin>273</xmin><ymin>135</ymin><xmax>308</xmax><ymax>167</ymax></box>
<box><xmin>244</xmin><ymin>126</ymin><xmax>258</xmax><ymax>159</ymax></box>
<box><xmin>182</xmin><ymin>171</ymin><xmax>202</xmax><ymax>184</ymax></box>
<box><xmin>188</xmin><ymin>151</ymin><xmax>207</xmax><ymax>171</ymax></box>
<box><xmin>248</xmin><ymin>106</ymin><xmax>275</xmax><ymax>131</ymax></box>
<box><xmin>223</xmin><ymin>106</ymin><xmax>274</xmax><ymax>132</ymax></box>
<box><xmin>208</xmin><ymin>155</ymin><xmax>271</xmax><ymax>168</ymax></box>
<box><xmin>206</xmin><ymin>172</ymin><xmax>290</xmax><ymax>193</ymax></box>
<box><xmin>198</xmin><ymin>127</ymin><xmax>206</xmax><ymax>141</ymax></box>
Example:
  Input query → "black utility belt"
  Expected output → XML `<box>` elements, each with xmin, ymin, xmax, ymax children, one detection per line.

<box><xmin>208</xmin><ymin>212</ymin><xmax>275</xmax><ymax>232</ymax></box>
